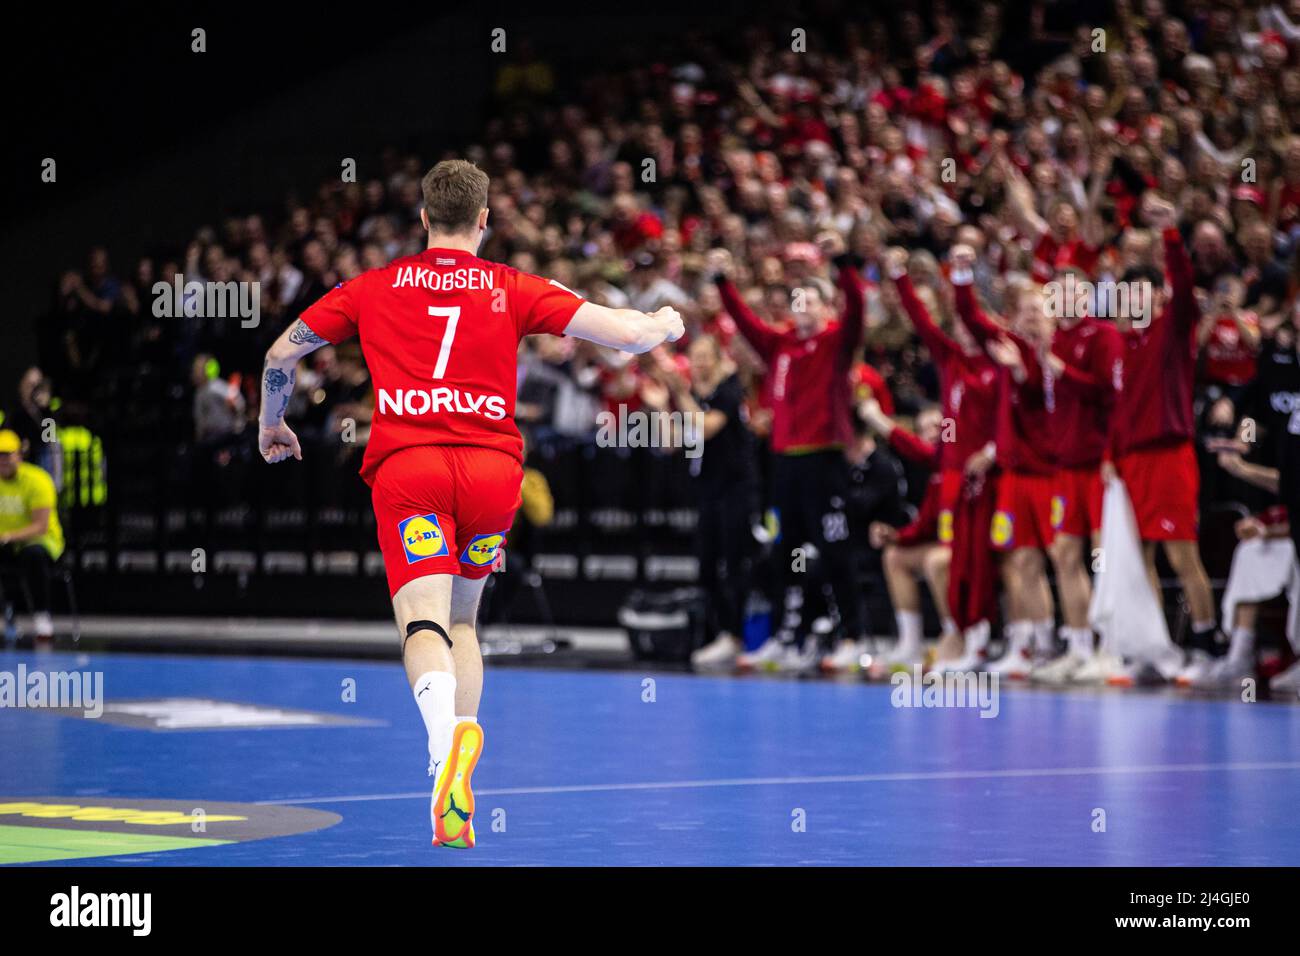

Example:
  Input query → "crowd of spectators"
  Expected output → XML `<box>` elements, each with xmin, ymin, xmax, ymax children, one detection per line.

<box><xmin>16</xmin><ymin>1</ymin><xmax>1300</xmax><ymax>651</ymax></box>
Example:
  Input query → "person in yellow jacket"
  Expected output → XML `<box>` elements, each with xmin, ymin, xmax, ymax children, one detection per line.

<box><xmin>480</xmin><ymin>457</ymin><xmax>553</xmax><ymax>625</ymax></box>
<box><xmin>518</xmin><ymin>466</ymin><xmax>554</xmax><ymax>530</ymax></box>
<box><xmin>0</xmin><ymin>429</ymin><xmax>64</xmax><ymax>643</ymax></box>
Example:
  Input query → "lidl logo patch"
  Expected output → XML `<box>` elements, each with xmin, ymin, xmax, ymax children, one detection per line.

<box><xmin>399</xmin><ymin>514</ymin><xmax>449</xmax><ymax>563</ymax></box>
<box><xmin>990</xmin><ymin>511</ymin><xmax>1014</xmax><ymax>549</ymax></box>
<box><xmin>461</xmin><ymin>531</ymin><xmax>506</xmax><ymax>568</ymax></box>
<box><xmin>1050</xmin><ymin>495</ymin><xmax>1066</xmax><ymax>530</ymax></box>
<box><xmin>938</xmin><ymin>509</ymin><xmax>954</xmax><ymax>544</ymax></box>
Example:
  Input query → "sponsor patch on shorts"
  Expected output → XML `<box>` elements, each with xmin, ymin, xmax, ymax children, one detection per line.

<box><xmin>398</xmin><ymin>513</ymin><xmax>450</xmax><ymax>563</ymax></box>
<box><xmin>991</xmin><ymin>510</ymin><xmax>1014</xmax><ymax>548</ymax></box>
<box><xmin>460</xmin><ymin>531</ymin><xmax>507</xmax><ymax>568</ymax></box>
<box><xmin>1050</xmin><ymin>495</ymin><xmax>1066</xmax><ymax>530</ymax></box>
<box><xmin>938</xmin><ymin>509</ymin><xmax>954</xmax><ymax>544</ymax></box>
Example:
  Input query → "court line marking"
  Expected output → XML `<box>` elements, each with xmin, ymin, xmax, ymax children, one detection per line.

<box><xmin>257</xmin><ymin>760</ymin><xmax>1300</xmax><ymax>806</ymax></box>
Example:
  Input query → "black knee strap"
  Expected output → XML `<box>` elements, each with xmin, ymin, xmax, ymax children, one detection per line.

<box><xmin>405</xmin><ymin>619</ymin><xmax>452</xmax><ymax>652</ymax></box>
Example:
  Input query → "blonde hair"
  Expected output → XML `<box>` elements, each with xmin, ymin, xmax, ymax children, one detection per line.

<box><xmin>421</xmin><ymin>160</ymin><xmax>490</xmax><ymax>234</ymax></box>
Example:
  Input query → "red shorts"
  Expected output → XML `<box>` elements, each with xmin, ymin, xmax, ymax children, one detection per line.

<box><xmin>990</xmin><ymin>469</ymin><xmax>1055</xmax><ymax>551</ymax></box>
<box><xmin>1116</xmin><ymin>440</ymin><xmax>1199</xmax><ymax>541</ymax></box>
<box><xmin>370</xmin><ymin>445</ymin><xmax>522</xmax><ymax>597</ymax></box>
<box><xmin>1051</xmin><ymin>465</ymin><xmax>1104</xmax><ymax>539</ymax></box>
<box><xmin>937</xmin><ymin>469</ymin><xmax>962</xmax><ymax>545</ymax></box>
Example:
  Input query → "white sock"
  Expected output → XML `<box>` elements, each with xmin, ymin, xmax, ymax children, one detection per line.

<box><xmin>1033</xmin><ymin>618</ymin><xmax>1055</xmax><ymax>654</ymax></box>
<box><xmin>964</xmin><ymin>620</ymin><xmax>991</xmax><ymax>656</ymax></box>
<box><xmin>455</xmin><ymin>715</ymin><xmax>478</xmax><ymax>724</ymax></box>
<box><xmin>1227</xmin><ymin>628</ymin><xmax>1255</xmax><ymax>664</ymax></box>
<box><xmin>413</xmin><ymin>671</ymin><xmax>457</xmax><ymax>768</ymax></box>
<box><xmin>1062</xmin><ymin>626</ymin><xmax>1095</xmax><ymax>659</ymax></box>
<box><xmin>1003</xmin><ymin>620</ymin><xmax>1033</xmax><ymax>656</ymax></box>
<box><xmin>1192</xmin><ymin>619</ymin><xmax>1216</xmax><ymax>634</ymax></box>
<box><xmin>895</xmin><ymin>610</ymin><xmax>923</xmax><ymax>654</ymax></box>
<box><xmin>941</xmin><ymin>618</ymin><xmax>957</xmax><ymax>637</ymax></box>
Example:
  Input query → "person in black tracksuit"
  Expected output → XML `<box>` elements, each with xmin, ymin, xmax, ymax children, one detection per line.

<box><xmin>1240</xmin><ymin>319</ymin><xmax>1300</xmax><ymax>562</ymax></box>
<box><xmin>1207</xmin><ymin>313</ymin><xmax>1300</xmax><ymax>693</ymax></box>
<box><xmin>653</xmin><ymin>335</ymin><xmax>758</xmax><ymax>667</ymax></box>
<box><xmin>843</xmin><ymin>414</ymin><xmax>913</xmax><ymax>636</ymax></box>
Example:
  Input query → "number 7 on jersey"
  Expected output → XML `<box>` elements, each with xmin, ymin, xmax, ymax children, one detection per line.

<box><xmin>428</xmin><ymin>306</ymin><xmax>460</xmax><ymax>379</ymax></box>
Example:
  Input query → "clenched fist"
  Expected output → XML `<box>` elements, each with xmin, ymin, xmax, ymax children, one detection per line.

<box><xmin>949</xmin><ymin>243</ymin><xmax>976</xmax><ymax>272</ymax></box>
<box><xmin>653</xmin><ymin>307</ymin><xmax>685</xmax><ymax>344</ymax></box>
<box><xmin>259</xmin><ymin>422</ymin><xmax>302</xmax><ymax>464</ymax></box>
<box><xmin>884</xmin><ymin>246</ymin><xmax>910</xmax><ymax>278</ymax></box>
<box><xmin>706</xmin><ymin>248</ymin><xmax>734</xmax><ymax>279</ymax></box>
<box><xmin>1142</xmin><ymin>194</ymin><xmax>1176</xmax><ymax>231</ymax></box>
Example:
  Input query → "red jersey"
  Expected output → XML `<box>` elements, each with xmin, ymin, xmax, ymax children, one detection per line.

<box><xmin>1111</xmin><ymin>230</ymin><xmax>1200</xmax><ymax>456</ymax></box>
<box><xmin>1031</xmin><ymin>233</ymin><xmax>1101</xmax><ymax>283</ymax></box>
<box><xmin>613</xmin><ymin>212</ymin><xmax>664</xmax><ymax>252</ymax></box>
<box><xmin>887</xmin><ymin>425</ymin><xmax>942</xmax><ymax>547</ymax></box>
<box><xmin>851</xmin><ymin>360</ymin><xmax>895</xmax><ymax>415</ymax></box>
<box><xmin>715</xmin><ymin>264</ymin><xmax>864</xmax><ymax>454</ymax></box>
<box><xmin>1276</xmin><ymin>181</ymin><xmax>1300</xmax><ymax>232</ymax></box>
<box><xmin>895</xmin><ymin>474</ymin><xmax>943</xmax><ymax>547</ymax></box>
<box><xmin>888</xmin><ymin>424</ymin><xmax>939</xmax><ymax>468</ymax></box>
<box><xmin>894</xmin><ymin>274</ymin><xmax>997</xmax><ymax>470</ymax></box>
<box><xmin>299</xmin><ymin>246</ymin><xmax>584</xmax><ymax>484</ymax></box>
<box><xmin>1201</xmin><ymin>313</ymin><xmax>1260</xmax><ymax>387</ymax></box>
<box><xmin>954</xmin><ymin>281</ymin><xmax>1056</xmax><ymax>476</ymax></box>
<box><xmin>1051</xmin><ymin>317</ymin><xmax>1123</xmax><ymax>468</ymax></box>
<box><xmin>699</xmin><ymin>310</ymin><xmax>738</xmax><ymax>349</ymax></box>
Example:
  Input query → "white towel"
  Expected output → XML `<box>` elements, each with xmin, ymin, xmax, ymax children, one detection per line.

<box><xmin>1089</xmin><ymin>477</ymin><xmax>1182</xmax><ymax>671</ymax></box>
<box><xmin>1220</xmin><ymin>536</ymin><xmax>1300</xmax><ymax>652</ymax></box>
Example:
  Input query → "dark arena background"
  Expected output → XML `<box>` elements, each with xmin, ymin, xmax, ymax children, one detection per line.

<box><xmin>0</xmin><ymin>0</ymin><xmax>1297</xmax><ymax>930</ymax></box>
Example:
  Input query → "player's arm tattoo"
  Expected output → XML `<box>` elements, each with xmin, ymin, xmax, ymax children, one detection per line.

<box><xmin>287</xmin><ymin>320</ymin><xmax>327</xmax><ymax>347</ymax></box>
<box><xmin>260</xmin><ymin>361</ymin><xmax>296</xmax><ymax>425</ymax></box>
<box><xmin>264</xmin><ymin>366</ymin><xmax>290</xmax><ymax>392</ymax></box>
<box><xmin>260</xmin><ymin>319</ymin><xmax>327</xmax><ymax>426</ymax></box>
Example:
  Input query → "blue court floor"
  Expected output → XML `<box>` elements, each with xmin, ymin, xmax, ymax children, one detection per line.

<box><xmin>1</xmin><ymin>648</ymin><xmax>1298</xmax><ymax>866</ymax></box>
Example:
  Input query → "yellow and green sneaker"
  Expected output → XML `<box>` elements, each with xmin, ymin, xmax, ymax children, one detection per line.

<box><xmin>431</xmin><ymin>721</ymin><xmax>483</xmax><ymax>849</ymax></box>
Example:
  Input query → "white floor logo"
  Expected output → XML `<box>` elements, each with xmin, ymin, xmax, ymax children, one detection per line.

<box><xmin>0</xmin><ymin>665</ymin><xmax>102</xmax><ymax>718</ymax></box>
<box><xmin>48</xmin><ymin>697</ymin><xmax>382</xmax><ymax>730</ymax></box>
<box><xmin>50</xmin><ymin>886</ymin><xmax>151</xmax><ymax>936</ymax></box>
